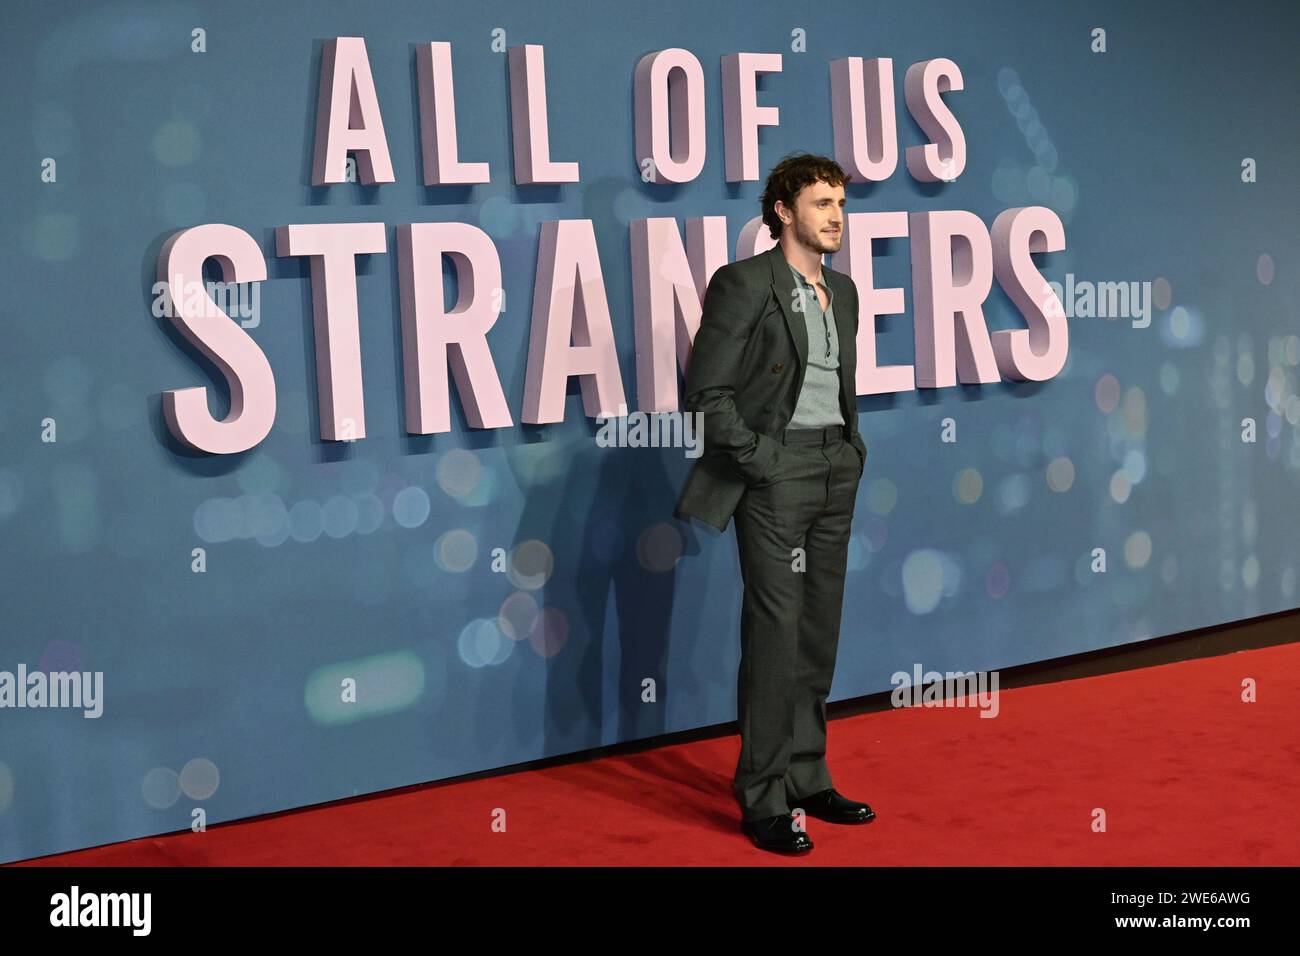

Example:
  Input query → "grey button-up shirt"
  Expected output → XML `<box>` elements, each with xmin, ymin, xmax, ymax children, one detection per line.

<box><xmin>785</xmin><ymin>258</ymin><xmax>845</xmax><ymax>429</ymax></box>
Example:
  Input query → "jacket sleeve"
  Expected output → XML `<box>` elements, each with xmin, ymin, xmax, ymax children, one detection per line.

<box><xmin>682</xmin><ymin>264</ymin><xmax>781</xmax><ymax>485</ymax></box>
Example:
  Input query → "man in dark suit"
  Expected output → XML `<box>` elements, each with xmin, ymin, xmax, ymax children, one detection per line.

<box><xmin>674</xmin><ymin>153</ymin><xmax>876</xmax><ymax>854</ymax></box>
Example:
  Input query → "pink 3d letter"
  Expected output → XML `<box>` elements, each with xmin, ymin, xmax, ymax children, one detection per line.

<box><xmin>722</xmin><ymin>52</ymin><xmax>782</xmax><ymax>181</ymax></box>
<box><xmin>157</xmin><ymin>225</ymin><xmax>275</xmax><ymax>454</ymax></box>
<box><xmin>910</xmin><ymin>211</ymin><xmax>999</xmax><ymax>388</ymax></box>
<box><xmin>630</xmin><ymin>216</ymin><xmax>729</xmax><ymax>412</ymax></box>
<box><xmin>507</xmin><ymin>45</ymin><xmax>580</xmax><ymax>184</ymax></box>
<box><xmin>396</xmin><ymin>223</ymin><xmax>513</xmax><ymax>433</ymax></box>
<box><xmin>523</xmin><ymin>220</ymin><xmax>627</xmax><ymax>424</ymax></box>
<box><xmin>736</xmin><ymin>216</ymin><xmax>778</xmax><ymax>258</ymax></box>
<box><xmin>633</xmin><ymin>49</ymin><xmax>707</xmax><ymax>184</ymax></box>
<box><xmin>416</xmin><ymin>41</ymin><xmax>490</xmax><ymax>186</ymax></box>
<box><xmin>903</xmin><ymin>58</ymin><xmax>966</xmax><ymax>183</ymax></box>
<box><xmin>275</xmin><ymin>223</ymin><xmax>386</xmax><ymax>441</ymax></box>
<box><xmin>312</xmin><ymin>37</ymin><xmax>396</xmax><ymax>185</ymax></box>
<box><xmin>990</xmin><ymin>206</ymin><xmax>1069</xmax><ymax>381</ymax></box>
<box><xmin>832</xmin><ymin>212</ymin><xmax>916</xmax><ymax>395</ymax></box>
<box><xmin>831</xmin><ymin>57</ymin><xmax>898</xmax><ymax>182</ymax></box>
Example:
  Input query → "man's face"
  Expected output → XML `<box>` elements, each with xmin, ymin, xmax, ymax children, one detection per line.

<box><xmin>783</xmin><ymin>179</ymin><xmax>845</xmax><ymax>255</ymax></box>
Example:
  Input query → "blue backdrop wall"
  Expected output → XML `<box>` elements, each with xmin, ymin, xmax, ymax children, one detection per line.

<box><xmin>1</xmin><ymin>0</ymin><xmax>1297</xmax><ymax>863</ymax></box>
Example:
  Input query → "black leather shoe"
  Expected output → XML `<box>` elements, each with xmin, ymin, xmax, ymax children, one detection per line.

<box><xmin>794</xmin><ymin>789</ymin><xmax>876</xmax><ymax>824</ymax></box>
<box><xmin>740</xmin><ymin>814</ymin><xmax>814</xmax><ymax>854</ymax></box>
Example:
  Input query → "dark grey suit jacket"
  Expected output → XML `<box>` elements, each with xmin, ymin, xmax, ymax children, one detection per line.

<box><xmin>674</xmin><ymin>244</ymin><xmax>868</xmax><ymax>532</ymax></box>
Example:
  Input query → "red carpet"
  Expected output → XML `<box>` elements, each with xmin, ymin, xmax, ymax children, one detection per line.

<box><xmin>14</xmin><ymin>642</ymin><xmax>1300</xmax><ymax>866</ymax></box>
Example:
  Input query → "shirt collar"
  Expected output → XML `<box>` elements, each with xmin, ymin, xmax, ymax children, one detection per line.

<box><xmin>787</xmin><ymin>258</ymin><xmax>826</xmax><ymax>290</ymax></box>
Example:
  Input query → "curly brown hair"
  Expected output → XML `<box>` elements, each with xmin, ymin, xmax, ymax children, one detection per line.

<box><xmin>760</xmin><ymin>152</ymin><xmax>849</xmax><ymax>240</ymax></box>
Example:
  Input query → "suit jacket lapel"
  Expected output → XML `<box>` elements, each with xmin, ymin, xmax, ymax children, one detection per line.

<box><xmin>767</xmin><ymin>246</ymin><xmax>808</xmax><ymax>397</ymax></box>
<box><xmin>826</xmin><ymin>268</ymin><xmax>856</xmax><ymax>426</ymax></box>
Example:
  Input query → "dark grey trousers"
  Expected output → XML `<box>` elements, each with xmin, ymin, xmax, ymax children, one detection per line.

<box><xmin>731</xmin><ymin>426</ymin><xmax>862</xmax><ymax>821</ymax></box>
